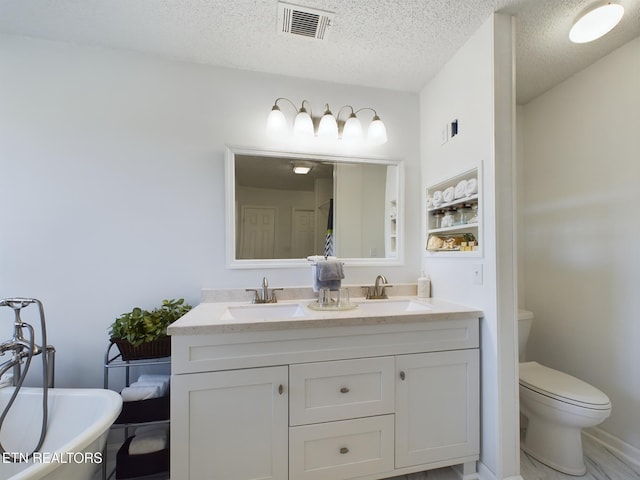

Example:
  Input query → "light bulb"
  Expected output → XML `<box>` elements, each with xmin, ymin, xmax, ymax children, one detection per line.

<box><xmin>266</xmin><ymin>106</ymin><xmax>288</xmax><ymax>137</ymax></box>
<box><xmin>293</xmin><ymin>108</ymin><xmax>314</xmax><ymax>137</ymax></box>
<box><xmin>317</xmin><ymin>106</ymin><xmax>338</xmax><ymax>139</ymax></box>
<box><xmin>367</xmin><ymin>115</ymin><xmax>387</xmax><ymax>145</ymax></box>
<box><xmin>342</xmin><ymin>114</ymin><xmax>363</xmax><ymax>142</ymax></box>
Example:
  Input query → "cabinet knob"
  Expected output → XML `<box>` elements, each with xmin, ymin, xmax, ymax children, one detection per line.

<box><xmin>339</xmin><ymin>447</ymin><xmax>349</xmax><ymax>454</ymax></box>
<box><xmin>278</xmin><ymin>384</ymin><xmax>284</xmax><ymax>395</ymax></box>
<box><xmin>399</xmin><ymin>371</ymin><xmax>406</xmax><ymax>381</ymax></box>
<box><xmin>340</xmin><ymin>387</ymin><xmax>350</xmax><ymax>394</ymax></box>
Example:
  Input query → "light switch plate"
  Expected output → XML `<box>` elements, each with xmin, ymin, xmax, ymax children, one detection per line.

<box><xmin>472</xmin><ymin>264</ymin><xmax>483</xmax><ymax>285</ymax></box>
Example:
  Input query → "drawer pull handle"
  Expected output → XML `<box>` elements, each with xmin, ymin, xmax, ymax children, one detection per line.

<box><xmin>278</xmin><ymin>384</ymin><xmax>284</xmax><ymax>395</ymax></box>
<box><xmin>399</xmin><ymin>371</ymin><xmax>406</xmax><ymax>381</ymax></box>
<box><xmin>339</xmin><ymin>447</ymin><xmax>349</xmax><ymax>454</ymax></box>
<box><xmin>340</xmin><ymin>387</ymin><xmax>350</xmax><ymax>394</ymax></box>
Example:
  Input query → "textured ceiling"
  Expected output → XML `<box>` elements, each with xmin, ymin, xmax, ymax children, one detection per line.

<box><xmin>0</xmin><ymin>0</ymin><xmax>638</xmax><ymax>104</ymax></box>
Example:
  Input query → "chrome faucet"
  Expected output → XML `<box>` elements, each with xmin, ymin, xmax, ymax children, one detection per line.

<box><xmin>246</xmin><ymin>277</ymin><xmax>283</xmax><ymax>304</ymax></box>
<box><xmin>0</xmin><ymin>298</ymin><xmax>49</xmax><ymax>386</ymax></box>
<box><xmin>0</xmin><ymin>297</ymin><xmax>54</xmax><ymax>460</ymax></box>
<box><xmin>363</xmin><ymin>274</ymin><xmax>392</xmax><ymax>299</ymax></box>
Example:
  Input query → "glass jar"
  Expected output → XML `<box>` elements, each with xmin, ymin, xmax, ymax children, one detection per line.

<box><xmin>468</xmin><ymin>204</ymin><xmax>478</xmax><ymax>224</ymax></box>
<box><xmin>432</xmin><ymin>211</ymin><xmax>444</xmax><ymax>229</ymax></box>
<box><xmin>441</xmin><ymin>210</ymin><xmax>455</xmax><ymax>228</ymax></box>
<box><xmin>456</xmin><ymin>206</ymin><xmax>472</xmax><ymax>225</ymax></box>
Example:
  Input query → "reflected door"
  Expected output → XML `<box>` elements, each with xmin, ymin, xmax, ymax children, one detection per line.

<box><xmin>239</xmin><ymin>206</ymin><xmax>276</xmax><ymax>259</ymax></box>
<box><xmin>291</xmin><ymin>209</ymin><xmax>315</xmax><ymax>258</ymax></box>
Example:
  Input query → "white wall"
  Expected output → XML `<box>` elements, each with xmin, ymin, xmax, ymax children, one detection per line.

<box><xmin>420</xmin><ymin>14</ymin><xmax>519</xmax><ymax>479</ymax></box>
<box><xmin>0</xmin><ymin>34</ymin><xmax>420</xmax><ymax>388</ymax></box>
<box><xmin>521</xmin><ymin>36</ymin><xmax>640</xmax><ymax>451</ymax></box>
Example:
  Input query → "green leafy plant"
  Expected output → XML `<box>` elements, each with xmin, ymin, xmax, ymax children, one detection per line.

<box><xmin>109</xmin><ymin>298</ymin><xmax>192</xmax><ymax>347</ymax></box>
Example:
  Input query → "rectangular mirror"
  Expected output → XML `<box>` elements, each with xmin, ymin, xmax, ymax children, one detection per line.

<box><xmin>225</xmin><ymin>146</ymin><xmax>403</xmax><ymax>268</ymax></box>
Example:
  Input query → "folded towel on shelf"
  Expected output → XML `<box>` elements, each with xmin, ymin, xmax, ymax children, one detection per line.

<box><xmin>135</xmin><ymin>374</ymin><xmax>170</xmax><ymax>396</ymax></box>
<box><xmin>121</xmin><ymin>384</ymin><xmax>163</xmax><ymax>402</ymax></box>
<box><xmin>129</xmin><ymin>426</ymin><xmax>169</xmax><ymax>455</ymax></box>
<box><xmin>137</xmin><ymin>374</ymin><xmax>170</xmax><ymax>385</ymax></box>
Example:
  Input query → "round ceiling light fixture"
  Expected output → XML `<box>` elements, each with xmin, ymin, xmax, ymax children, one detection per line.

<box><xmin>569</xmin><ymin>3</ymin><xmax>624</xmax><ymax>43</ymax></box>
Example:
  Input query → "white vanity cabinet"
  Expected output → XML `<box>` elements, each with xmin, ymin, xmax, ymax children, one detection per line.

<box><xmin>395</xmin><ymin>350</ymin><xmax>479</xmax><ymax>468</ymax></box>
<box><xmin>170</xmin><ymin>311</ymin><xmax>480</xmax><ymax>480</ymax></box>
<box><xmin>171</xmin><ymin>366</ymin><xmax>289</xmax><ymax>480</ymax></box>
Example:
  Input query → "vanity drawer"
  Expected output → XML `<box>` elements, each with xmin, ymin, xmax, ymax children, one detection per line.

<box><xmin>289</xmin><ymin>415</ymin><xmax>394</xmax><ymax>480</ymax></box>
<box><xmin>289</xmin><ymin>356</ymin><xmax>395</xmax><ymax>426</ymax></box>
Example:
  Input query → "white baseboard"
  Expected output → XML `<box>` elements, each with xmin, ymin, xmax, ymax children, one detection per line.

<box><xmin>477</xmin><ymin>462</ymin><xmax>496</xmax><ymax>480</ymax></box>
<box><xmin>584</xmin><ymin>427</ymin><xmax>640</xmax><ymax>470</ymax></box>
<box><xmin>477</xmin><ymin>461</ymin><xmax>524</xmax><ymax>480</ymax></box>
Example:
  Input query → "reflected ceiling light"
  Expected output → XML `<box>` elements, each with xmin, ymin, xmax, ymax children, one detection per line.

<box><xmin>266</xmin><ymin>98</ymin><xmax>387</xmax><ymax>145</ymax></box>
<box><xmin>569</xmin><ymin>3</ymin><xmax>624</xmax><ymax>43</ymax></box>
<box><xmin>292</xmin><ymin>161</ymin><xmax>313</xmax><ymax>175</ymax></box>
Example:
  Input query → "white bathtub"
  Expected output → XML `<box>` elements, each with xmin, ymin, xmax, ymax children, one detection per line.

<box><xmin>0</xmin><ymin>387</ymin><xmax>122</xmax><ymax>480</ymax></box>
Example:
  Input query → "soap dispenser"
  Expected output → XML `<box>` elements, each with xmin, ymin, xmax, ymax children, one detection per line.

<box><xmin>417</xmin><ymin>271</ymin><xmax>431</xmax><ymax>298</ymax></box>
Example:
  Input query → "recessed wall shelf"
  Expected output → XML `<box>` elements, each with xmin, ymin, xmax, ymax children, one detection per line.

<box><xmin>425</xmin><ymin>166</ymin><xmax>481</xmax><ymax>257</ymax></box>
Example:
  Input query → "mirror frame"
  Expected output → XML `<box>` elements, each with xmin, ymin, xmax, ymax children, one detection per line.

<box><xmin>225</xmin><ymin>145</ymin><xmax>404</xmax><ymax>269</ymax></box>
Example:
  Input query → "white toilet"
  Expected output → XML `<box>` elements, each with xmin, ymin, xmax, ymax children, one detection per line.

<box><xmin>518</xmin><ymin>309</ymin><xmax>612</xmax><ymax>476</ymax></box>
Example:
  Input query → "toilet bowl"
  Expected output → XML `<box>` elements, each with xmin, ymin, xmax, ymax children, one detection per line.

<box><xmin>518</xmin><ymin>310</ymin><xmax>612</xmax><ymax>476</ymax></box>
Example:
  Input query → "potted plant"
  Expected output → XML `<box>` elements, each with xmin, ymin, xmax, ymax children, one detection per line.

<box><xmin>109</xmin><ymin>298</ymin><xmax>192</xmax><ymax>360</ymax></box>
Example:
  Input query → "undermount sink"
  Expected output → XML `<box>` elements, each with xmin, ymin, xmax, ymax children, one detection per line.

<box><xmin>354</xmin><ymin>299</ymin><xmax>432</xmax><ymax>314</ymax></box>
<box><xmin>221</xmin><ymin>303</ymin><xmax>308</xmax><ymax>321</ymax></box>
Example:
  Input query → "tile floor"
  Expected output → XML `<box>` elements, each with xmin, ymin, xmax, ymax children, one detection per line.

<box><xmin>520</xmin><ymin>434</ymin><xmax>640</xmax><ymax>480</ymax></box>
<box><xmin>93</xmin><ymin>433</ymin><xmax>639</xmax><ymax>480</ymax></box>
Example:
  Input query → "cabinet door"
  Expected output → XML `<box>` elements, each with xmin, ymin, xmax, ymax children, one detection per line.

<box><xmin>171</xmin><ymin>366</ymin><xmax>288</xmax><ymax>480</ymax></box>
<box><xmin>395</xmin><ymin>349</ymin><xmax>479</xmax><ymax>468</ymax></box>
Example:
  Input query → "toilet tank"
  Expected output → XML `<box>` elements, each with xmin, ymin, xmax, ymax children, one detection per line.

<box><xmin>518</xmin><ymin>309</ymin><xmax>534</xmax><ymax>362</ymax></box>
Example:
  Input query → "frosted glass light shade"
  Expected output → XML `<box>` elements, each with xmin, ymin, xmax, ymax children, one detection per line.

<box><xmin>266</xmin><ymin>107</ymin><xmax>288</xmax><ymax>137</ymax></box>
<box><xmin>342</xmin><ymin>114</ymin><xmax>363</xmax><ymax>142</ymax></box>
<box><xmin>569</xmin><ymin>4</ymin><xmax>624</xmax><ymax>43</ymax></box>
<box><xmin>318</xmin><ymin>113</ymin><xmax>338</xmax><ymax>139</ymax></box>
<box><xmin>293</xmin><ymin>110</ymin><xmax>314</xmax><ymax>137</ymax></box>
<box><xmin>367</xmin><ymin>116</ymin><xmax>387</xmax><ymax>145</ymax></box>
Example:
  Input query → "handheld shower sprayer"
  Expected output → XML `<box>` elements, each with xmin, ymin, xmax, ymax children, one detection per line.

<box><xmin>0</xmin><ymin>297</ymin><xmax>53</xmax><ymax>461</ymax></box>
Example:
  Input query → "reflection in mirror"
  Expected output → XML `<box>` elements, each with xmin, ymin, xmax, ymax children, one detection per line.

<box><xmin>235</xmin><ymin>154</ymin><xmax>334</xmax><ymax>259</ymax></box>
<box><xmin>225</xmin><ymin>146</ymin><xmax>403</xmax><ymax>268</ymax></box>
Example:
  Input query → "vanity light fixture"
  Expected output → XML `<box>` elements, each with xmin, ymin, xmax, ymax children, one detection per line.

<box><xmin>569</xmin><ymin>2</ymin><xmax>624</xmax><ymax>43</ymax></box>
<box><xmin>317</xmin><ymin>104</ymin><xmax>339</xmax><ymax>139</ymax></box>
<box><xmin>267</xmin><ymin>98</ymin><xmax>387</xmax><ymax>144</ymax></box>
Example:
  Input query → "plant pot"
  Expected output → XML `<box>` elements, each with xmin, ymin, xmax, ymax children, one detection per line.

<box><xmin>111</xmin><ymin>336</ymin><xmax>171</xmax><ymax>361</ymax></box>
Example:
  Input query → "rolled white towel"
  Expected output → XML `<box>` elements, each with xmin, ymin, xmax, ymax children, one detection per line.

<box><xmin>137</xmin><ymin>374</ymin><xmax>170</xmax><ymax>385</ymax></box>
<box><xmin>128</xmin><ymin>427</ymin><xmax>168</xmax><ymax>455</ymax></box>
<box><xmin>136</xmin><ymin>374</ymin><xmax>170</xmax><ymax>395</ymax></box>
<box><xmin>132</xmin><ymin>382</ymin><xmax>168</xmax><ymax>397</ymax></box>
<box><xmin>121</xmin><ymin>384</ymin><xmax>162</xmax><ymax>402</ymax></box>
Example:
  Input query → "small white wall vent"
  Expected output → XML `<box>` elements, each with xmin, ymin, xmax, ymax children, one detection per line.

<box><xmin>277</xmin><ymin>1</ymin><xmax>334</xmax><ymax>40</ymax></box>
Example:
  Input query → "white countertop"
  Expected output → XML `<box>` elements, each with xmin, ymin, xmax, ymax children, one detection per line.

<box><xmin>168</xmin><ymin>296</ymin><xmax>483</xmax><ymax>335</ymax></box>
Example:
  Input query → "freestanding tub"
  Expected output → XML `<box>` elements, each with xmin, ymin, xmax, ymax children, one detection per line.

<box><xmin>0</xmin><ymin>387</ymin><xmax>122</xmax><ymax>480</ymax></box>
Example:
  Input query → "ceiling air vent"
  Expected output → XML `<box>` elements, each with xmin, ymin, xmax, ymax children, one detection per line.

<box><xmin>277</xmin><ymin>2</ymin><xmax>334</xmax><ymax>41</ymax></box>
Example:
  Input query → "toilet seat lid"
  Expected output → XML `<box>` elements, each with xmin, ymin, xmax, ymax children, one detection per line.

<box><xmin>519</xmin><ymin>362</ymin><xmax>611</xmax><ymax>409</ymax></box>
